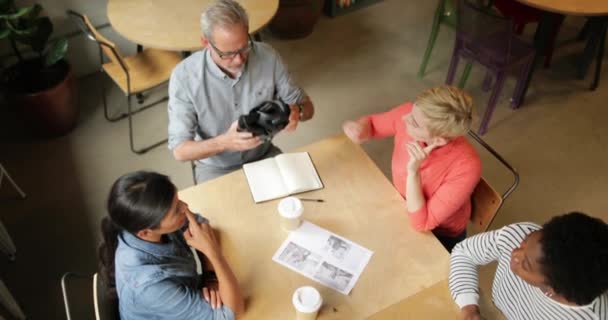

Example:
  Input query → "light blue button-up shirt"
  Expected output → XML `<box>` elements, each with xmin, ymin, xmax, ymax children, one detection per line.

<box><xmin>167</xmin><ymin>41</ymin><xmax>306</xmax><ymax>169</ymax></box>
<box><xmin>115</xmin><ymin>217</ymin><xmax>234</xmax><ymax>320</ymax></box>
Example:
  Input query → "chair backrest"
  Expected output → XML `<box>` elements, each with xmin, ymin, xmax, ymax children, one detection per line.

<box><xmin>470</xmin><ymin>177</ymin><xmax>503</xmax><ymax>234</ymax></box>
<box><xmin>61</xmin><ymin>272</ymin><xmax>119</xmax><ymax>320</ymax></box>
<box><xmin>456</xmin><ymin>0</ymin><xmax>514</xmax><ymax>65</ymax></box>
<box><xmin>467</xmin><ymin>131</ymin><xmax>519</xmax><ymax>233</ymax></box>
<box><xmin>93</xmin><ymin>273</ymin><xmax>120</xmax><ymax>320</ymax></box>
<box><xmin>66</xmin><ymin>10</ymin><xmax>128</xmax><ymax>71</ymax></box>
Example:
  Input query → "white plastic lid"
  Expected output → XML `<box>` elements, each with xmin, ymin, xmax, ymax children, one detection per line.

<box><xmin>278</xmin><ymin>197</ymin><xmax>304</xmax><ymax>218</ymax></box>
<box><xmin>292</xmin><ymin>286</ymin><xmax>322</xmax><ymax>313</ymax></box>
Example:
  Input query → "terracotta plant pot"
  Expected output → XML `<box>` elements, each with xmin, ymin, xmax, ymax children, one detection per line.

<box><xmin>7</xmin><ymin>59</ymin><xmax>78</xmax><ymax>137</ymax></box>
<box><xmin>269</xmin><ymin>0</ymin><xmax>325</xmax><ymax>39</ymax></box>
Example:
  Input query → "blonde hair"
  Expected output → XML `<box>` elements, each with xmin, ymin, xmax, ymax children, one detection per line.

<box><xmin>414</xmin><ymin>86</ymin><xmax>473</xmax><ymax>138</ymax></box>
<box><xmin>200</xmin><ymin>0</ymin><xmax>249</xmax><ymax>40</ymax></box>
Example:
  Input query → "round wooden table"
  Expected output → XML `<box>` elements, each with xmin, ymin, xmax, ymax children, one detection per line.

<box><xmin>516</xmin><ymin>0</ymin><xmax>608</xmax><ymax>16</ymax></box>
<box><xmin>107</xmin><ymin>0</ymin><xmax>279</xmax><ymax>52</ymax></box>
<box><xmin>514</xmin><ymin>0</ymin><xmax>608</xmax><ymax>104</ymax></box>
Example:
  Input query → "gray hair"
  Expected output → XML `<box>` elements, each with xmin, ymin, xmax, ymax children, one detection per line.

<box><xmin>200</xmin><ymin>0</ymin><xmax>249</xmax><ymax>40</ymax></box>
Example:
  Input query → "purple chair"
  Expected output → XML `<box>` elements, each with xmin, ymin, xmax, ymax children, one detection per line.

<box><xmin>445</xmin><ymin>0</ymin><xmax>536</xmax><ymax>135</ymax></box>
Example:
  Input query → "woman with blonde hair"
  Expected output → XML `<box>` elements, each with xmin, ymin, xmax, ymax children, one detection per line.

<box><xmin>343</xmin><ymin>86</ymin><xmax>481</xmax><ymax>251</ymax></box>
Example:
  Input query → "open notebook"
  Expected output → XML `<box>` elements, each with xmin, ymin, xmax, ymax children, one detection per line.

<box><xmin>243</xmin><ymin>152</ymin><xmax>323</xmax><ymax>203</ymax></box>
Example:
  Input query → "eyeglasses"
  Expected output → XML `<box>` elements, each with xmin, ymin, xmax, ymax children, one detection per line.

<box><xmin>209</xmin><ymin>37</ymin><xmax>254</xmax><ymax>60</ymax></box>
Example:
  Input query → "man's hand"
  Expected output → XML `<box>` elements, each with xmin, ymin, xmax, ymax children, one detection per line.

<box><xmin>406</xmin><ymin>141</ymin><xmax>440</xmax><ymax>173</ymax></box>
<box><xmin>182</xmin><ymin>211</ymin><xmax>222</xmax><ymax>260</ymax></box>
<box><xmin>461</xmin><ymin>305</ymin><xmax>482</xmax><ymax>320</ymax></box>
<box><xmin>283</xmin><ymin>104</ymin><xmax>300</xmax><ymax>132</ymax></box>
<box><xmin>217</xmin><ymin>121</ymin><xmax>263</xmax><ymax>151</ymax></box>
<box><xmin>342</xmin><ymin>119</ymin><xmax>371</xmax><ymax>144</ymax></box>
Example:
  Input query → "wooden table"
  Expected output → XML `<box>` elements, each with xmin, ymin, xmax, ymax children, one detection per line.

<box><xmin>516</xmin><ymin>0</ymin><xmax>608</xmax><ymax>16</ymax></box>
<box><xmin>369</xmin><ymin>278</ymin><xmax>506</xmax><ymax>320</ymax></box>
<box><xmin>368</xmin><ymin>280</ymin><xmax>459</xmax><ymax>320</ymax></box>
<box><xmin>178</xmin><ymin>135</ymin><xmax>451</xmax><ymax>319</ymax></box>
<box><xmin>515</xmin><ymin>0</ymin><xmax>608</xmax><ymax>104</ymax></box>
<box><xmin>107</xmin><ymin>0</ymin><xmax>279</xmax><ymax>52</ymax></box>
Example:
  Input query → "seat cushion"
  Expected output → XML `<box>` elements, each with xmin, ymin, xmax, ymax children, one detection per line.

<box><xmin>102</xmin><ymin>49</ymin><xmax>182</xmax><ymax>94</ymax></box>
<box><xmin>460</xmin><ymin>31</ymin><xmax>535</xmax><ymax>68</ymax></box>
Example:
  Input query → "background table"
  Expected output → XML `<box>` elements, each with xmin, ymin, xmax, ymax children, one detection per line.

<box><xmin>516</xmin><ymin>0</ymin><xmax>608</xmax><ymax>16</ymax></box>
<box><xmin>178</xmin><ymin>135</ymin><xmax>450</xmax><ymax>319</ymax></box>
<box><xmin>515</xmin><ymin>0</ymin><xmax>608</xmax><ymax>104</ymax></box>
<box><xmin>107</xmin><ymin>0</ymin><xmax>279</xmax><ymax>52</ymax></box>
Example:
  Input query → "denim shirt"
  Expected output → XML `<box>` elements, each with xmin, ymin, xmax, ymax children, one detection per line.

<box><xmin>115</xmin><ymin>216</ymin><xmax>235</xmax><ymax>320</ymax></box>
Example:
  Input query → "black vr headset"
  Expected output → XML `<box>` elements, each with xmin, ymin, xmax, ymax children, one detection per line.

<box><xmin>237</xmin><ymin>100</ymin><xmax>291</xmax><ymax>140</ymax></box>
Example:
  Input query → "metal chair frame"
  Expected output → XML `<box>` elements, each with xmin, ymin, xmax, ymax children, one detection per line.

<box><xmin>468</xmin><ymin>131</ymin><xmax>519</xmax><ymax>232</ymax></box>
<box><xmin>67</xmin><ymin>10</ymin><xmax>169</xmax><ymax>154</ymax></box>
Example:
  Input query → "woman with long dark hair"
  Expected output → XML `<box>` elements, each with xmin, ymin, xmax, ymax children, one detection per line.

<box><xmin>99</xmin><ymin>171</ymin><xmax>243</xmax><ymax>319</ymax></box>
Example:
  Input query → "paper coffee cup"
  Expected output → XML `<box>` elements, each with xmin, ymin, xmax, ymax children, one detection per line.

<box><xmin>278</xmin><ymin>197</ymin><xmax>303</xmax><ymax>231</ymax></box>
<box><xmin>292</xmin><ymin>286</ymin><xmax>322</xmax><ymax>320</ymax></box>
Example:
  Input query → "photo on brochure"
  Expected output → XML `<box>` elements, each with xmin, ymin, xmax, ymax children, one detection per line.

<box><xmin>277</xmin><ymin>241</ymin><xmax>322</xmax><ymax>276</ymax></box>
<box><xmin>313</xmin><ymin>261</ymin><xmax>354</xmax><ymax>292</ymax></box>
<box><xmin>323</xmin><ymin>235</ymin><xmax>351</xmax><ymax>261</ymax></box>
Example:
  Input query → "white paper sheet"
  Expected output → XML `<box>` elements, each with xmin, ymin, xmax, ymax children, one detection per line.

<box><xmin>272</xmin><ymin>222</ymin><xmax>374</xmax><ymax>295</ymax></box>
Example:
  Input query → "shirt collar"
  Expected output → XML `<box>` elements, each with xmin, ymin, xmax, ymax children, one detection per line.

<box><xmin>120</xmin><ymin>230</ymin><xmax>176</xmax><ymax>257</ymax></box>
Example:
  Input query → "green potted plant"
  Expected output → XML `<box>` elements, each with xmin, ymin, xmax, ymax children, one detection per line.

<box><xmin>269</xmin><ymin>0</ymin><xmax>325</xmax><ymax>39</ymax></box>
<box><xmin>0</xmin><ymin>0</ymin><xmax>77</xmax><ymax>137</ymax></box>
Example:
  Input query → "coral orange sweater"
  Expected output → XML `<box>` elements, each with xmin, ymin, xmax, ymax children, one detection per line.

<box><xmin>362</xmin><ymin>102</ymin><xmax>481</xmax><ymax>237</ymax></box>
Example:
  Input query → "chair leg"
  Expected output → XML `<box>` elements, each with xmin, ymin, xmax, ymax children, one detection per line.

<box><xmin>0</xmin><ymin>218</ymin><xmax>17</xmax><ymax>261</ymax></box>
<box><xmin>458</xmin><ymin>61</ymin><xmax>474</xmax><ymax>89</ymax></box>
<box><xmin>0</xmin><ymin>164</ymin><xmax>26</xmax><ymax>199</ymax></box>
<box><xmin>0</xmin><ymin>279</ymin><xmax>25</xmax><ymax>320</ymax></box>
<box><xmin>101</xmin><ymin>73</ymin><xmax>130</xmax><ymax>122</ymax></box>
<box><xmin>479</xmin><ymin>72</ymin><xmax>507</xmax><ymax>135</ymax></box>
<box><xmin>445</xmin><ymin>45</ymin><xmax>461</xmax><ymax>85</ymax></box>
<box><xmin>101</xmin><ymin>73</ymin><xmax>158</xmax><ymax>122</ymax></box>
<box><xmin>590</xmin><ymin>19</ymin><xmax>607</xmax><ymax>91</ymax></box>
<box><xmin>481</xmin><ymin>71</ymin><xmax>493</xmax><ymax>92</ymax></box>
<box><xmin>577</xmin><ymin>19</ymin><xmax>592</xmax><ymax>41</ymax></box>
<box><xmin>543</xmin><ymin>15</ymin><xmax>565</xmax><ymax>68</ymax></box>
<box><xmin>512</xmin><ymin>57</ymin><xmax>535</xmax><ymax>109</ymax></box>
<box><xmin>417</xmin><ymin>2</ymin><xmax>444</xmax><ymax>79</ymax></box>
<box><xmin>127</xmin><ymin>95</ymin><xmax>169</xmax><ymax>155</ymax></box>
<box><xmin>578</xmin><ymin>18</ymin><xmax>602</xmax><ymax>79</ymax></box>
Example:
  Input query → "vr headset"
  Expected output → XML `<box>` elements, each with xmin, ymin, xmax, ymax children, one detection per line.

<box><xmin>237</xmin><ymin>100</ymin><xmax>291</xmax><ymax>141</ymax></box>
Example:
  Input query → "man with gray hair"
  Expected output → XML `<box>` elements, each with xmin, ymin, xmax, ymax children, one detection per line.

<box><xmin>168</xmin><ymin>0</ymin><xmax>314</xmax><ymax>183</ymax></box>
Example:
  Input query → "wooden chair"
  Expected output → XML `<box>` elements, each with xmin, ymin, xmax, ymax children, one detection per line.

<box><xmin>61</xmin><ymin>272</ymin><xmax>119</xmax><ymax>320</ymax></box>
<box><xmin>468</xmin><ymin>131</ymin><xmax>519</xmax><ymax>234</ymax></box>
<box><xmin>67</xmin><ymin>10</ymin><xmax>182</xmax><ymax>154</ymax></box>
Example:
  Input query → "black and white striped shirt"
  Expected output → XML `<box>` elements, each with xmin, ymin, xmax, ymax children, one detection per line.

<box><xmin>449</xmin><ymin>222</ymin><xmax>608</xmax><ymax>320</ymax></box>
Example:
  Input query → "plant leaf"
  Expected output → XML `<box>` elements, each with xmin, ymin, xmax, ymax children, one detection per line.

<box><xmin>24</xmin><ymin>4</ymin><xmax>42</xmax><ymax>21</ymax></box>
<box><xmin>0</xmin><ymin>5</ymin><xmax>34</xmax><ymax>20</ymax></box>
<box><xmin>20</xmin><ymin>16</ymin><xmax>51</xmax><ymax>53</ymax></box>
<box><xmin>6</xmin><ymin>21</ymin><xmax>37</xmax><ymax>36</ymax></box>
<box><xmin>0</xmin><ymin>27</ymin><xmax>9</xmax><ymax>39</ymax></box>
<box><xmin>44</xmin><ymin>37</ymin><xmax>68</xmax><ymax>67</ymax></box>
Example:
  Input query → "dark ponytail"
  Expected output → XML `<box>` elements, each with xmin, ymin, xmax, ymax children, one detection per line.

<box><xmin>99</xmin><ymin>217</ymin><xmax>121</xmax><ymax>292</ymax></box>
<box><xmin>98</xmin><ymin>171</ymin><xmax>177</xmax><ymax>291</ymax></box>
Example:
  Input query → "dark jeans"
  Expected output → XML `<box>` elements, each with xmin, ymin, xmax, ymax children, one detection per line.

<box><xmin>433</xmin><ymin>229</ymin><xmax>467</xmax><ymax>253</ymax></box>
